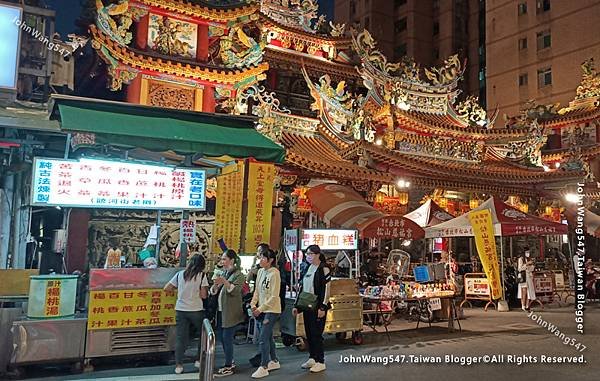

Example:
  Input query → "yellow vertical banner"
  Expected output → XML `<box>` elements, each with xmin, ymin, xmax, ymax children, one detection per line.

<box><xmin>244</xmin><ymin>162</ymin><xmax>275</xmax><ymax>252</ymax></box>
<box><xmin>212</xmin><ymin>161</ymin><xmax>244</xmax><ymax>253</ymax></box>
<box><xmin>467</xmin><ymin>210</ymin><xmax>502</xmax><ymax>300</ymax></box>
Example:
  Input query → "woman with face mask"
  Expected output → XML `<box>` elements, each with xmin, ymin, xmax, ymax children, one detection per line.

<box><xmin>212</xmin><ymin>250</ymin><xmax>246</xmax><ymax>378</ymax></box>
<box><xmin>250</xmin><ymin>249</ymin><xmax>281</xmax><ymax>378</ymax></box>
<box><xmin>517</xmin><ymin>247</ymin><xmax>536</xmax><ymax>311</ymax></box>
<box><xmin>292</xmin><ymin>244</ymin><xmax>331</xmax><ymax>373</ymax></box>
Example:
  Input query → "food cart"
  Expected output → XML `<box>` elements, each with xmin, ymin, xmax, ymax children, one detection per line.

<box><xmin>280</xmin><ymin>229</ymin><xmax>364</xmax><ymax>349</ymax></box>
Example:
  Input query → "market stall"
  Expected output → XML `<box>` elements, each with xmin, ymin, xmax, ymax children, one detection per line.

<box><xmin>425</xmin><ymin>197</ymin><xmax>569</xmax><ymax>308</ymax></box>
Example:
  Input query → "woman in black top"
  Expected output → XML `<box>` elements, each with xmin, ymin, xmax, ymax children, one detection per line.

<box><xmin>292</xmin><ymin>245</ymin><xmax>330</xmax><ymax>373</ymax></box>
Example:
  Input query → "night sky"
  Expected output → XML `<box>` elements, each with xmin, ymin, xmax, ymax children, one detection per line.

<box><xmin>48</xmin><ymin>0</ymin><xmax>335</xmax><ymax>36</ymax></box>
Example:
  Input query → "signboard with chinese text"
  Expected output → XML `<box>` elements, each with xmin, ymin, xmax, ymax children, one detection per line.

<box><xmin>468</xmin><ymin>210</ymin><xmax>502</xmax><ymax>300</ymax></box>
<box><xmin>44</xmin><ymin>280</ymin><xmax>62</xmax><ymax>317</ymax></box>
<box><xmin>300</xmin><ymin>229</ymin><xmax>358</xmax><ymax>251</ymax></box>
<box><xmin>212</xmin><ymin>162</ymin><xmax>244</xmax><ymax>253</ymax></box>
<box><xmin>284</xmin><ymin>229</ymin><xmax>298</xmax><ymax>253</ymax></box>
<box><xmin>31</xmin><ymin>157</ymin><xmax>206</xmax><ymax>210</ymax></box>
<box><xmin>244</xmin><ymin>162</ymin><xmax>275</xmax><ymax>252</ymax></box>
<box><xmin>464</xmin><ymin>276</ymin><xmax>491</xmax><ymax>297</ymax></box>
<box><xmin>180</xmin><ymin>219</ymin><xmax>196</xmax><ymax>244</ymax></box>
<box><xmin>87</xmin><ymin>289</ymin><xmax>177</xmax><ymax>330</ymax></box>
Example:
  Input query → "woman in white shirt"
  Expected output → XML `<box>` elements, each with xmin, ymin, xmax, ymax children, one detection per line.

<box><xmin>164</xmin><ymin>254</ymin><xmax>209</xmax><ymax>374</ymax></box>
<box><xmin>517</xmin><ymin>248</ymin><xmax>536</xmax><ymax>311</ymax></box>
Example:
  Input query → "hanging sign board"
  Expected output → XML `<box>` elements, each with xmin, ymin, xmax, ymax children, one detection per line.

<box><xmin>180</xmin><ymin>219</ymin><xmax>196</xmax><ymax>244</ymax></box>
<box><xmin>31</xmin><ymin>157</ymin><xmax>206</xmax><ymax>210</ymax></box>
<box><xmin>300</xmin><ymin>229</ymin><xmax>358</xmax><ymax>251</ymax></box>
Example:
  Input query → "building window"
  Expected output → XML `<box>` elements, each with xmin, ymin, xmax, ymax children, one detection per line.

<box><xmin>395</xmin><ymin>0</ymin><xmax>407</xmax><ymax>8</ymax></box>
<box><xmin>519</xmin><ymin>73</ymin><xmax>528</xmax><ymax>86</ymax></box>
<box><xmin>433</xmin><ymin>21</ymin><xmax>439</xmax><ymax>35</ymax></box>
<box><xmin>518</xmin><ymin>37</ymin><xmax>528</xmax><ymax>50</ymax></box>
<box><xmin>536</xmin><ymin>30</ymin><xmax>551</xmax><ymax>50</ymax></box>
<box><xmin>518</xmin><ymin>2</ymin><xmax>527</xmax><ymax>15</ymax></box>
<box><xmin>395</xmin><ymin>43</ymin><xmax>407</xmax><ymax>59</ymax></box>
<box><xmin>537</xmin><ymin>0</ymin><xmax>550</xmax><ymax>13</ymax></box>
<box><xmin>364</xmin><ymin>16</ymin><xmax>370</xmax><ymax>30</ymax></box>
<box><xmin>537</xmin><ymin>67</ymin><xmax>552</xmax><ymax>87</ymax></box>
<box><xmin>395</xmin><ymin>18</ymin><xmax>407</xmax><ymax>33</ymax></box>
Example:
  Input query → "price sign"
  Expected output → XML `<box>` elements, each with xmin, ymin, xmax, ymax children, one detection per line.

<box><xmin>180</xmin><ymin>219</ymin><xmax>196</xmax><ymax>244</ymax></box>
<box><xmin>429</xmin><ymin>297</ymin><xmax>442</xmax><ymax>311</ymax></box>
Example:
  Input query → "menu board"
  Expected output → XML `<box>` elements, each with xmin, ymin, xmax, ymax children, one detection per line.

<box><xmin>31</xmin><ymin>157</ymin><xmax>206</xmax><ymax>210</ymax></box>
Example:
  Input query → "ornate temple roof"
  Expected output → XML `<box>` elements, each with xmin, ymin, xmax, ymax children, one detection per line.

<box><xmin>132</xmin><ymin>0</ymin><xmax>259</xmax><ymax>21</ymax></box>
<box><xmin>90</xmin><ymin>25</ymin><xmax>269</xmax><ymax>90</ymax></box>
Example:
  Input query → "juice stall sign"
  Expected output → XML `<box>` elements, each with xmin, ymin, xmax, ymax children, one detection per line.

<box><xmin>87</xmin><ymin>289</ymin><xmax>177</xmax><ymax>330</ymax></box>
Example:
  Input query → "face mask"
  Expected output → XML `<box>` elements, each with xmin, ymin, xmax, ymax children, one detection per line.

<box><xmin>525</xmin><ymin>252</ymin><xmax>530</xmax><ymax>258</ymax></box>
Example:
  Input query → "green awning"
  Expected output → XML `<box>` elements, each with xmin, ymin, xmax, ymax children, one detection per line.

<box><xmin>51</xmin><ymin>96</ymin><xmax>285</xmax><ymax>163</ymax></box>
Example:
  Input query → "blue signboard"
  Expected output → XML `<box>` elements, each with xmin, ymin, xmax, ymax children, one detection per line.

<box><xmin>31</xmin><ymin>157</ymin><xmax>206</xmax><ymax>210</ymax></box>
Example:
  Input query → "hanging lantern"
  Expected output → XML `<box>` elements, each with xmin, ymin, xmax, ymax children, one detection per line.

<box><xmin>469</xmin><ymin>197</ymin><xmax>480</xmax><ymax>209</ymax></box>
<box><xmin>398</xmin><ymin>191</ymin><xmax>409</xmax><ymax>205</ymax></box>
<box><xmin>438</xmin><ymin>197</ymin><xmax>448</xmax><ymax>208</ymax></box>
<box><xmin>375</xmin><ymin>191</ymin><xmax>386</xmax><ymax>204</ymax></box>
<box><xmin>545</xmin><ymin>205</ymin><xmax>553</xmax><ymax>216</ymax></box>
<box><xmin>508</xmin><ymin>195</ymin><xmax>519</xmax><ymax>206</ymax></box>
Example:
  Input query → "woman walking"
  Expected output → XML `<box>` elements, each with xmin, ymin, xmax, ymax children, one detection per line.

<box><xmin>517</xmin><ymin>247</ymin><xmax>536</xmax><ymax>311</ymax></box>
<box><xmin>293</xmin><ymin>244</ymin><xmax>330</xmax><ymax>373</ymax></box>
<box><xmin>212</xmin><ymin>250</ymin><xmax>246</xmax><ymax>378</ymax></box>
<box><xmin>164</xmin><ymin>254</ymin><xmax>209</xmax><ymax>374</ymax></box>
<box><xmin>250</xmin><ymin>249</ymin><xmax>281</xmax><ymax>379</ymax></box>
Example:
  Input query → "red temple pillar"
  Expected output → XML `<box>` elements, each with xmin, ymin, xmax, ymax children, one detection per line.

<box><xmin>202</xmin><ymin>85</ymin><xmax>215</xmax><ymax>112</ymax></box>
<box><xmin>197</xmin><ymin>24</ymin><xmax>209</xmax><ymax>62</ymax></box>
<box><xmin>268</xmin><ymin>69</ymin><xmax>278</xmax><ymax>91</ymax></box>
<box><xmin>135</xmin><ymin>13</ymin><xmax>150</xmax><ymax>50</ymax></box>
<box><xmin>126</xmin><ymin>74</ymin><xmax>142</xmax><ymax>104</ymax></box>
<box><xmin>66</xmin><ymin>210</ymin><xmax>89</xmax><ymax>273</ymax></box>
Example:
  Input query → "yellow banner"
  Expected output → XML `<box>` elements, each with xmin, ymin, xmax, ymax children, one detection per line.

<box><xmin>244</xmin><ymin>162</ymin><xmax>275</xmax><ymax>252</ymax></box>
<box><xmin>468</xmin><ymin>210</ymin><xmax>502</xmax><ymax>300</ymax></box>
<box><xmin>87</xmin><ymin>289</ymin><xmax>177</xmax><ymax>330</ymax></box>
<box><xmin>212</xmin><ymin>161</ymin><xmax>245</xmax><ymax>253</ymax></box>
<box><xmin>44</xmin><ymin>280</ymin><xmax>62</xmax><ymax>317</ymax></box>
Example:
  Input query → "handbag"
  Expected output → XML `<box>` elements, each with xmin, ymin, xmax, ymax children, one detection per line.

<box><xmin>518</xmin><ymin>270</ymin><xmax>527</xmax><ymax>283</ymax></box>
<box><xmin>296</xmin><ymin>291</ymin><xmax>318</xmax><ymax>311</ymax></box>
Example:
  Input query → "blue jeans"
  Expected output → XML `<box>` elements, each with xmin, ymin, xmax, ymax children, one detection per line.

<box><xmin>257</xmin><ymin>312</ymin><xmax>279</xmax><ymax>367</ymax></box>
<box><xmin>216</xmin><ymin>312</ymin><xmax>238</xmax><ymax>367</ymax></box>
<box><xmin>175</xmin><ymin>310</ymin><xmax>204</xmax><ymax>364</ymax></box>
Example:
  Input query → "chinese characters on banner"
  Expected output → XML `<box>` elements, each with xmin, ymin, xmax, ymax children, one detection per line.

<box><xmin>300</xmin><ymin>229</ymin><xmax>358</xmax><ymax>251</ymax></box>
<box><xmin>212</xmin><ymin>162</ymin><xmax>244</xmax><ymax>253</ymax></box>
<box><xmin>467</xmin><ymin>210</ymin><xmax>502</xmax><ymax>300</ymax></box>
<box><xmin>180</xmin><ymin>219</ymin><xmax>196</xmax><ymax>244</ymax></box>
<box><xmin>244</xmin><ymin>162</ymin><xmax>275</xmax><ymax>252</ymax></box>
<box><xmin>44</xmin><ymin>280</ymin><xmax>61</xmax><ymax>317</ymax></box>
<box><xmin>87</xmin><ymin>289</ymin><xmax>177</xmax><ymax>330</ymax></box>
<box><xmin>31</xmin><ymin>157</ymin><xmax>206</xmax><ymax>210</ymax></box>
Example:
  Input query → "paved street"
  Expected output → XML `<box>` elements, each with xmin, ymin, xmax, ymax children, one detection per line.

<box><xmin>21</xmin><ymin>302</ymin><xmax>599</xmax><ymax>381</ymax></box>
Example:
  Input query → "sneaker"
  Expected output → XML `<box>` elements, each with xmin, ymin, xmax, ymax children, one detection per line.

<box><xmin>194</xmin><ymin>360</ymin><xmax>200</xmax><ymax>369</ymax></box>
<box><xmin>267</xmin><ymin>360</ymin><xmax>281</xmax><ymax>371</ymax></box>
<box><xmin>251</xmin><ymin>366</ymin><xmax>269</xmax><ymax>379</ymax></box>
<box><xmin>214</xmin><ymin>366</ymin><xmax>234</xmax><ymax>378</ymax></box>
<box><xmin>301</xmin><ymin>358</ymin><xmax>316</xmax><ymax>369</ymax></box>
<box><xmin>310</xmin><ymin>362</ymin><xmax>326</xmax><ymax>373</ymax></box>
<box><xmin>174</xmin><ymin>365</ymin><xmax>184</xmax><ymax>374</ymax></box>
